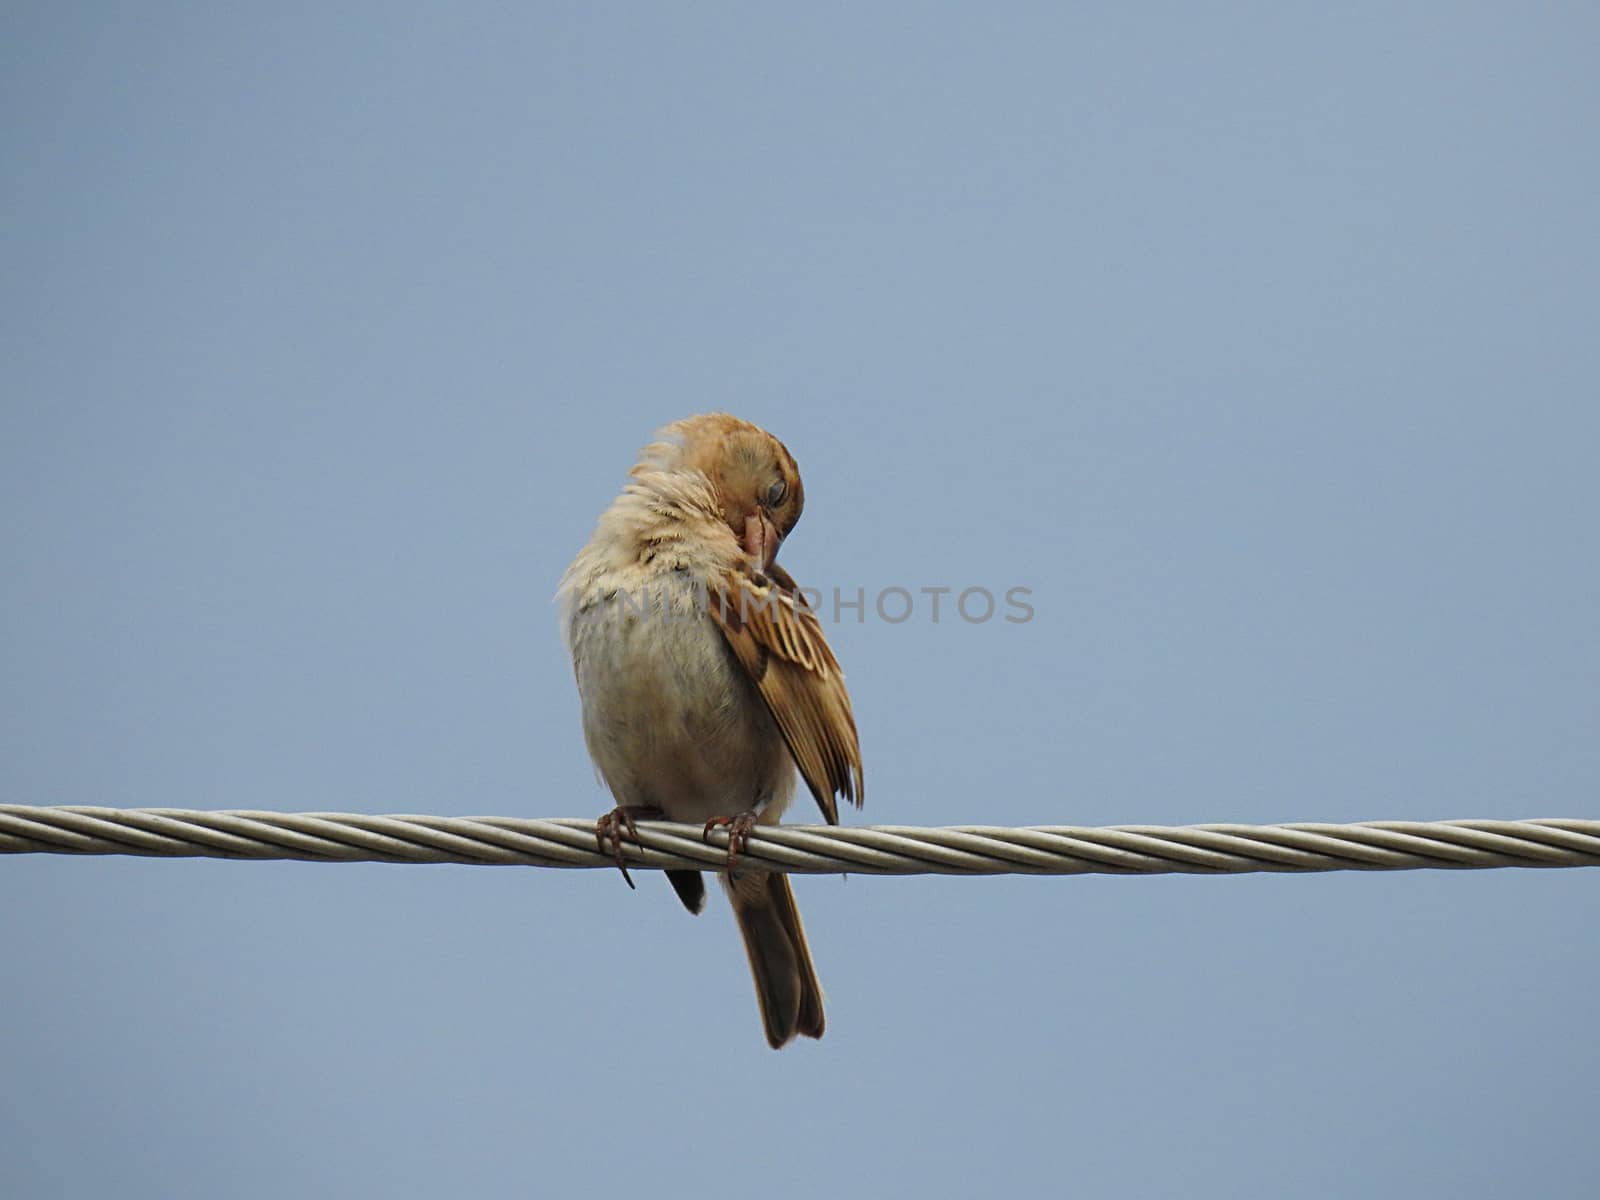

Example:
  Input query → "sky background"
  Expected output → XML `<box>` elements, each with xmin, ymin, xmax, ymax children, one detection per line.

<box><xmin>3</xmin><ymin>4</ymin><xmax>1598</xmax><ymax>1197</ymax></box>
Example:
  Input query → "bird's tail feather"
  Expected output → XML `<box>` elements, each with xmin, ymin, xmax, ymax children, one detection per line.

<box><xmin>725</xmin><ymin>871</ymin><xmax>825</xmax><ymax>1049</ymax></box>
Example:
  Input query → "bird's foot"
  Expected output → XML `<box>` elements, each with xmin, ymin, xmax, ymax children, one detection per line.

<box><xmin>702</xmin><ymin>810</ymin><xmax>760</xmax><ymax>869</ymax></box>
<box><xmin>596</xmin><ymin>805</ymin><xmax>661</xmax><ymax>889</ymax></box>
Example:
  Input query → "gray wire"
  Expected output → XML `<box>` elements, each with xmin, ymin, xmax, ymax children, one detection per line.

<box><xmin>3</xmin><ymin>806</ymin><xmax>1598</xmax><ymax>876</ymax></box>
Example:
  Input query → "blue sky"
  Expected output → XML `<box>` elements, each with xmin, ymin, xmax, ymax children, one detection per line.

<box><xmin>3</xmin><ymin>5</ymin><xmax>1597</xmax><ymax>1197</ymax></box>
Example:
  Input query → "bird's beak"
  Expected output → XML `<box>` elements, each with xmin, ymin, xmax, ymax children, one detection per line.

<box><xmin>742</xmin><ymin>511</ymin><xmax>782</xmax><ymax>571</ymax></box>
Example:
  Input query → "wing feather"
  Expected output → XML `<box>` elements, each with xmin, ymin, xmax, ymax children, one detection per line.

<box><xmin>709</xmin><ymin>567</ymin><xmax>863</xmax><ymax>824</ymax></box>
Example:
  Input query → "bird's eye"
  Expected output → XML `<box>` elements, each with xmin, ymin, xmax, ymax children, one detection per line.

<box><xmin>766</xmin><ymin>479</ymin><xmax>788</xmax><ymax>507</ymax></box>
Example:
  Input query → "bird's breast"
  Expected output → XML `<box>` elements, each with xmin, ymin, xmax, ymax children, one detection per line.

<box><xmin>565</xmin><ymin>568</ymin><xmax>795</xmax><ymax>825</ymax></box>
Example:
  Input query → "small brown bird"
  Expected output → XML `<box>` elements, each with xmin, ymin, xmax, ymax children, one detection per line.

<box><xmin>559</xmin><ymin>414</ymin><xmax>863</xmax><ymax>1048</ymax></box>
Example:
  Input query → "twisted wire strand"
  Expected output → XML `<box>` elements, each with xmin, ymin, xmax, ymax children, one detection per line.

<box><xmin>2</xmin><ymin>805</ymin><xmax>1598</xmax><ymax>877</ymax></box>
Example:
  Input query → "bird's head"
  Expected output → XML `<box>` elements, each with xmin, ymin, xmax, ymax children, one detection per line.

<box><xmin>669</xmin><ymin>413</ymin><xmax>805</xmax><ymax>570</ymax></box>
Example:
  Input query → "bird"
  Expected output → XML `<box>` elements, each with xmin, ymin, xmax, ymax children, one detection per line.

<box><xmin>559</xmin><ymin>413</ymin><xmax>864</xmax><ymax>1048</ymax></box>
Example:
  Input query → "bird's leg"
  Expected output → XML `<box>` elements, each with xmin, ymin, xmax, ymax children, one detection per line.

<box><xmin>702</xmin><ymin>810</ymin><xmax>761</xmax><ymax>869</ymax></box>
<box><xmin>596</xmin><ymin>805</ymin><xmax>662</xmax><ymax>889</ymax></box>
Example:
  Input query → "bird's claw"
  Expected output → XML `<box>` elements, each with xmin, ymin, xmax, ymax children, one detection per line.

<box><xmin>596</xmin><ymin>806</ymin><xmax>655</xmax><ymax>889</ymax></box>
<box><xmin>703</xmin><ymin>810</ymin><xmax>760</xmax><ymax>869</ymax></box>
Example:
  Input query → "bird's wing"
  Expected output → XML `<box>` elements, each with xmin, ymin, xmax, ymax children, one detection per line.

<box><xmin>708</xmin><ymin>564</ymin><xmax>863</xmax><ymax>824</ymax></box>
